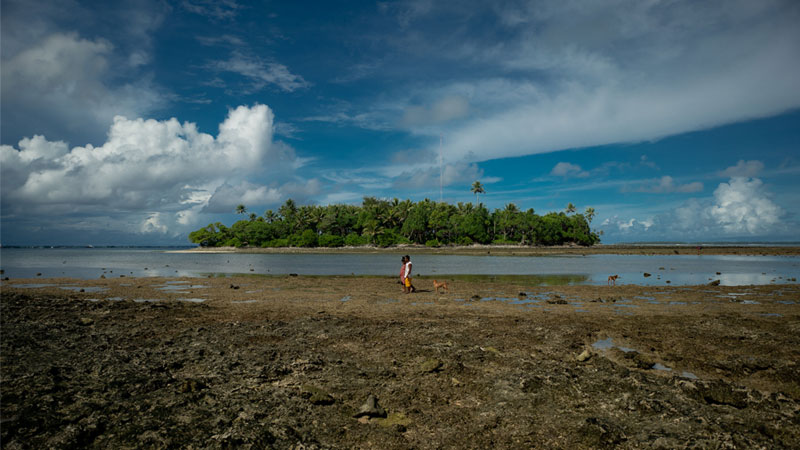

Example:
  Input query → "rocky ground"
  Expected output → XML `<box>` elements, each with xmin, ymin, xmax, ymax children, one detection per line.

<box><xmin>1</xmin><ymin>275</ymin><xmax>799</xmax><ymax>449</ymax></box>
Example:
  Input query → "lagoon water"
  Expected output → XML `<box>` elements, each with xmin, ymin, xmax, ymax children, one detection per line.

<box><xmin>1</xmin><ymin>247</ymin><xmax>799</xmax><ymax>286</ymax></box>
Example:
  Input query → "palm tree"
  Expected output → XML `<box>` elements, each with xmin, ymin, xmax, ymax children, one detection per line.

<box><xmin>236</xmin><ymin>204</ymin><xmax>247</xmax><ymax>216</ymax></box>
<box><xmin>584</xmin><ymin>207</ymin><xmax>596</xmax><ymax>223</ymax></box>
<box><xmin>566</xmin><ymin>203</ymin><xmax>576</xmax><ymax>214</ymax></box>
<box><xmin>471</xmin><ymin>181</ymin><xmax>485</xmax><ymax>204</ymax></box>
<box><xmin>249</xmin><ymin>213</ymin><xmax>257</xmax><ymax>221</ymax></box>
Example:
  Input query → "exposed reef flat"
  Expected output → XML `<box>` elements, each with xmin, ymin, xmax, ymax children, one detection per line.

<box><xmin>2</xmin><ymin>276</ymin><xmax>799</xmax><ymax>448</ymax></box>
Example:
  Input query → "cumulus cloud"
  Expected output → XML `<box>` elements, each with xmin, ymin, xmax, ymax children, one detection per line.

<box><xmin>550</xmin><ymin>162</ymin><xmax>589</xmax><ymax>178</ymax></box>
<box><xmin>0</xmin><ymin>104</ymin><xmax>303</xmax><ymax>236</ymax></box>
<box><xmin>720</xmin><ymin>160</ymin><xmax>764</xmax><ymax>178</ymax></box>
<box><xmin>601</xmin><ymin>176</ymin><xmax>784</xmax><ymax>241</ymax></box>
<box><xmin>709</xmin><ymin>177</ymin><xmax>782</xmax><ymax>234</ymax></box>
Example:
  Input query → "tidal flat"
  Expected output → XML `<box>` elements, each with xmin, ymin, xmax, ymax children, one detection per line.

<box><xmin>2</xmin><ymin>276</ymin><xmax>799</xmax><ymax>448</ymax></box>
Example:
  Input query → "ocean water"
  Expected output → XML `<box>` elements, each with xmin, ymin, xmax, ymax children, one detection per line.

<box><xmin>1</xmin><ymin>247</ymin><xmax>799</xmax><ymax>286</ymax></box>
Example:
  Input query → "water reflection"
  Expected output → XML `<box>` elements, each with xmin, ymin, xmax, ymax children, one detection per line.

<box><xmin>2</xmin><ymin>248</ymin><xmax>798</xmax><ymax>287</ymax></box>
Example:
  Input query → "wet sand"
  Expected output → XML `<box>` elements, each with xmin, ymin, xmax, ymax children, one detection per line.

<box><xmin>2</xmin><ymin>276</ymin><xmax>799</xmax><ymax>448</ymax></box>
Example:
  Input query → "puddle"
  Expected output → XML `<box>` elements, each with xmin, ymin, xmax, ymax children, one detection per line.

<box><xmin>668</xmin><ymin>301</ymin><xmax>687</xmax><ymax>305</ymax></box>
<box><xmin>59</xmin><ymin>286</ymin><xmax>109</xmax><ymax>293</ymax></box>
<box><xmin>591</xmin><ymin>338</ymin><xmax>635</xmax><ymax>353</ymax></box>
<box><xmin>740</xmin><ymin>300</ymin><xmax>760</xmax><ymax>305</ymax></box>
<box><xmin>594</xmin><ymin>338</ymin><xmax>699</xmax><ymax>378</ymax></box>
<box><xmin>232</xmin><ymin>300</ymin><xmax>259</xmax><ymax>304</ymax></box>
<box><xmin>133</xmin><ymin>298</ymin><xmax>163</xmax><ymax>303</ymax></box>
<box><xmin>776</xmin><ymin>300</ymin><xmax>796</xmax><ymax>304</ymax></box>
<box><xmin>107</xmin><ymin>297</ymin><xmax>124</xmax><ymax>301</ymax></box>
<box><xmin>613</xmin><ymin>304</ymin><xmax>640</xmax><ymax>308</ymax></box>
<box><xmin>760</xmin><ymin>313</ymin><xmax>783</xmax><ymax>317</ymax></box>
<box><xmin>634</xmin><ymin>296</ymin><xmax>656</xmax><ymax>301</ymax></box>
<box><xmin>177</xmin><ymin>298</ymin><xmax>206</xmax><ymax>303</ymax></box>
<box><xmin>510</xmin><ymin>298</ymin><xmax>542</xmax><ymax>305</ymax></box>
<box><xmin>339</xmin><ymin>295</ymin><xmax>351</xmax><ymax>302</ymax></box>
<box><xmin>575</xmin><ymin>309</ymin><xmax>589</xmax><ymax>313</ymax></box>
<box><xmin>156</xmin><ymin>284</ymin><xmax>209</xmax><ymax>292</ymax></box>
<box><xmin>10</xmin><ymin>284</ymin><xmax>53</xmax><ymax>288</ymax></box>
<box><xmin>480</xmin><ymin>297</ymin><xmax>516</xmax><ymax>302</ymax></box>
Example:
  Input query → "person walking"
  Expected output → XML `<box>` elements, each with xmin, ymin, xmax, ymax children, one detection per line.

<box><xmin>403</xmin><ymin>255</ymin><xmax>416</xmax><ymax>293</ymax></box>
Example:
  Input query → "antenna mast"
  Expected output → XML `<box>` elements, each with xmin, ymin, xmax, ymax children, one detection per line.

<box><xmin>439</xmin><ymin>134</ymin><xmax>443</xmax><ymax>203</ymax></box>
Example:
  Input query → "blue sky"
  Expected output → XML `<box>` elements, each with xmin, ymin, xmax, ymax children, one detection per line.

<box><xmin>2</xmin><ymin>0</ymin><xmax>799</xmax><ymax>245</ymax></box>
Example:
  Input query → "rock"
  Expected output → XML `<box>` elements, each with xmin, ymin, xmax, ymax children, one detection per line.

<box><xmin>375</xmin><ymin>412</ymin><xmax>411</xmax><ymax>432</ymax></box>
<box><xmin>643</xmin><ymin>273</ymin><xmax>651</xmax><ymax>278</ymax></box>
<box><xmin>624</xmin><ymin>351</ymin><xmax>656</xmax><ymax>370</ymax></box>
<box><xmin>578</xmin><ymin>417</ymin><xmax>627</xmax><ymax>447</ymax></box>
<box><xmin>178</xmin><ymin>378</ymin><xmax>206</xmax><ymax>393</ymax></box>
<box><xmin>546</xmin><ymin>299</ymin><xmax>568</xmax><ymax>305</ymax></box>
<box><xmin>419</xmin><ymin>358</ymin><xmax>443</xmax><ymax>373</ymax></box>
<box><xmin>709</xmin><ymin>280</ymin><xmax>721</xmax><ymax>286</ymax></box>
<box><xmin>470</xmin><ymin>295</ymin><xmax>481</xmax><ymax>301</ymax></box>
<box><xmin>696</xmin><ymin>380</ymin><xmax>749</xmax><ymax>408</ymax></box>
<box><xmin>577</xmin><ymin>349</ymin><xmax>592</xmax><ymax>362</ymax></box>
<box><xmin>353</xmin><ymin>394</ymin><xmax>386</xmax><ymax>418</ymax></box>
<box><xmin>301</xmin><ymin>385</ymin><xmax>334</xmax><ymax>405</ymax></box>
<box><xmin>78</xmin><ymin>317</ymin><xmax>94</xmax><ymax>326</ymax></box>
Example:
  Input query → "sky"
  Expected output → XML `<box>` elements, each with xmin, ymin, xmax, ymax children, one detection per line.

<box><xmin>1</xmin><ymin>0</ymin><xmax>799</xmax><ymax>245</ymax></box>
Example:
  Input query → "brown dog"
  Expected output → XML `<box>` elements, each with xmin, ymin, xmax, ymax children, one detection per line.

<box><xmin>607</xmin><ymin>275</ymin><xmax>619</xmax><ymax>286</ymax></box>
<box><xmin>433</xmin><ymin>279</ymin><xmax>449</xmax><ymax>293</ymax></box>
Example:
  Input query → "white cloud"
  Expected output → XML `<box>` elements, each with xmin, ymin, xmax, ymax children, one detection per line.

<box><xmin>141</xmin><ymin>213</ymin><xmax>169</xmax><ymax>234</ymax></box>
<box><xmin>392</xmin><ymin>161</ymin><xmax>487</xmax><ymax>190</ymax></box>
<box><xmin>550</xmin><ymin>162</ymin><xmax>589</xmax><ymax>178</ymax></box>
<box><xmin>629</xmin><ymin>176</ymin><xmax>704</xmax><ymax>194</ymax></box>
<box><xmin>207</xmin><ymin>51</ymin><xmax>309</xmax><ymax>93</ymax></box>
<box><xmin>408</xmin><ymin>1</ymin><xmax>800</xmax><ymax>163</ymax></box>
<box><xmin>720</xmin><ymin>160</ymin><xmax>764</xmax><ymax>178</ymax></box>
<box><xmin>1</xmin><ymin>104</ymin><xmax>295</xmax><ymax>235</ymax></box>
<box><xmin>709</xmin><ymin>177</ymin><xmax>782</xmax><ymax>234</ymax></box>
<box><xmin>1</xmin><ymin>32</ymin><xmax>164</xmax><ymax>145</ymax></box>
<box><xmin>600</xmin><ymin>176</ymin><xmax>785</xmax><ymax>241</ymax></box>
<box><xmin>402</xmin><ymin>96</ymin><xmax>469</xmax><ymax>126</ymax></box>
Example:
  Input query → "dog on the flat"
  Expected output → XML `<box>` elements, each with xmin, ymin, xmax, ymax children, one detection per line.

<box><xmin>433</xmin><ymin>279</ymin><xmax>449</xmax><ymax>294</ymax></box>
<box><xmin>607</xmin><ymin>275</ymin><xmax>619</xmax><ymax>286</ymax></box>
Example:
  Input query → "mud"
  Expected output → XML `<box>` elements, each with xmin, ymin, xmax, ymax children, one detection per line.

<box><xmin>2</xmin><ymin>275</ymin><xmax>799</xmax><ymax>449</ymax></box>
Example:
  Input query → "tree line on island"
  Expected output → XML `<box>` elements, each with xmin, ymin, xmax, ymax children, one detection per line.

<box><xmin>189</xmin><ymin>188</ymin><xmax>600</xmax><ymax>249</ymax></box>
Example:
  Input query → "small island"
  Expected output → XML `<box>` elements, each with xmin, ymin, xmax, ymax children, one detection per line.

<box><xmin>189</xmin><ymin>198</ymin><xmax>600</xmax><ymax>249</ymax></box>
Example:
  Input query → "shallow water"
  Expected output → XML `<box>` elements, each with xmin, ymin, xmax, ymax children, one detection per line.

<box><xmin>1</xmin><ymin>248</ymin><xmax>799</xmax><ymax>286</ymax></box>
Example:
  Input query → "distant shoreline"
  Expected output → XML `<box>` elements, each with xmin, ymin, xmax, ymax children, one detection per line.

<box><xmin>169</xmin><ymin>244</ymin><xmax>800</xmax><ymax>256</ymax></box>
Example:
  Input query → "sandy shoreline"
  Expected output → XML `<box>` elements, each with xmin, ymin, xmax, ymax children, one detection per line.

<box><xmin>169</xmin><ymin>244</ymin><xmax>800</xmax><ymax>256</ymax></box>
<box><xmin>2</xmin><ymin>275</ymin><xmax>799</xmax><ymax>448</ymax></box>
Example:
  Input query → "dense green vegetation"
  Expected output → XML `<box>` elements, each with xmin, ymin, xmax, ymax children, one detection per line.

<box><xmin>189</xmin><ymin>198</ymin><xmax>600</xmax><ymax>248</ymax></box>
